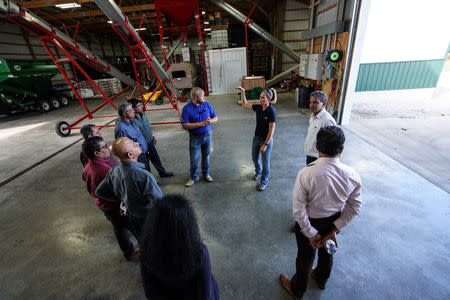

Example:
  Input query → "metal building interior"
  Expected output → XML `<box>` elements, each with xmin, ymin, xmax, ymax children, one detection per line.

<box><xmin>0</xmin><ymin>0</ymin><xmax>449</xmax><ymax>299</ymax></box>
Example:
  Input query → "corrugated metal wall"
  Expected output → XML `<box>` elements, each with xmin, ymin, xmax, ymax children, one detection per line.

<box><xmin>0</xmin><ymin>22</ymin><xmax>126</xmax><ymax>61</ymax></box>
<box><xmin>281</xmin><ymin>0</ymin><xmax>309</xmax><ymax>71</ymax></box>
<box><xmin>355</xmin><ymin>59</ymin><xmax>447</xmax><ymax>91</ymax></box>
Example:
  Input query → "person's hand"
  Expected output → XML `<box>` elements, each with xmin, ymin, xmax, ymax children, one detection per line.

<box><xmin>235</xmin><ymin>86</ymin><xmax>245</xmax><ymax>92</ymax></box>
<box><xmin>152</xmin><ymin>136</ymin><xmax>157</xmax><ymax>145</ymax></box>
<box><xmin>119</xmin><ymin>202</ymin><xmax>127</xmax><ymax>216</ymax></box>
<box><xmin>319</xmin><ymin>230</ymin><xmax>339</xmax><ymax>248</ymax></box>
<box><xmin>309</xmin><ymin>234</ymin><xmax>322</xmax><ymax>249</ymax></box>
<box><xmin>259</xmin><ymin>144</ymin><xmax>267</xmax><ymax>153</ymax></box>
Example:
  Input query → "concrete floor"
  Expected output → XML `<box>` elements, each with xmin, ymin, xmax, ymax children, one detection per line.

<box><xmin>0</xmin><ymin>90</ymin><xmax>449</xmax><ymax>299</ymax></box>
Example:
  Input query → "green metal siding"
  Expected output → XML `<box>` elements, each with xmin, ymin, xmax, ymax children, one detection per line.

<box><xmin>355</xmin><ymin>59</ymin><xmax>446</xmax><ymax>91</ymax></box>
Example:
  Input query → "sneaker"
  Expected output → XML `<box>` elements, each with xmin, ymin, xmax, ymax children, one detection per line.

<box><xmin>256</xmin><ymin>184</ymin><xmax>266</xmax><ymax>191</ymax></box>
<box><xmin>311</xmin><ymin>268</ymin><xmax>326</xmax><ymax>290</ymax></box>
<box><xmin>204</xmin><ymin>175</ymin><xmax>213</xmax><ymax>182</ymax></box>
<box><xmin>253</xmin><ymin>173</ymin><xmax>260</xmax><ymax>181</ymax></box>
<box><xmin>185</xmin><ymin>179</ymin><xmax>196</xmax><ymax>187</ymax></box>
<box><xmin>160</xmin><ymin>171</ymin><xmax>174</xmax><ymax>177</ymax></box>
<box><xmin>125</xmin><ymin>245</ymin><xmax>140</xmax><ymax>261</ymax></box>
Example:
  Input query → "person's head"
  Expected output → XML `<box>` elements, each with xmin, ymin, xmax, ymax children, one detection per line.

<box><xmin>80</xmin><ymin>124</ymin><xmax>101</xmax><ymax>140</ymax></box>
<box><xmin>190</xmin><ymin>87</ymin><xmax>205</xmax><ymax>105</ymax></box>
<box><xmin>128</xmin><ymin>98</ymin><xmax>143</xmax><ymax>114</ymax></box>
<box><xmin>82</xmin><ymin>136</ymin><xmax>110</xmax><ymax>160</ymax></box>
<box><xmin>118</xmin><ymin>103</ymin><xmax>135</xmax><ymax>121</ymax></box>
<box><xmin>316</xmin><ymin>126</ymin><xmax>345</xmax><ymax>157</ymax></box>
<box><xmin>140</xmin><ymin>194</ymin><xmax>202</xmax><ymax>281</ymax></box>
<box><xmin>111</xmin><ymin>137</ymin><xmax>141</xmax><ymax>161</ymax></box>
<box><xmin>309</xmin><ymin>91</ymin><xmax>328</xmax><ymax>115</ymax></box>
<box><xmin>260</xmin><ymin>88</ymin><xmax>277</xmax><ymax>106</ymax></box>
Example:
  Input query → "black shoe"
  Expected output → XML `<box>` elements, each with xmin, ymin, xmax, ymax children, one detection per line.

<box><xmin>160</xmin><ymin>172</ymin><xmax>174</xmax><ymax>177</ymax></box>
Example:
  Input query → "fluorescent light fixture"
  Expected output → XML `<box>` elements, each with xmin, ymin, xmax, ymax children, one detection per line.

<box><xmin>138</xmin><ymin>27</ymin><xmax>147</xmax><ymax>31</ymax></box>
<box><xmin>201</xmin><ymin>11</ymin><xmax>206</xmax><ymax>15</ymax></box>
<box><xmin>55</xmin><ymin>3</ymin><xmax>81</xmax><ymax>9</ymax></box>
<box><xmin>204</xmin><ymin>28</ymin><xmax>211</xmax><ymax>31</ymax></box>
<box><xmin>204</xmin><ymin>21</ymin><xmax>209</xmax><ymax>25</ymax></box>
<box><xmin>107</xmin><ymin>20</ymin><xmax>113</xmax><ymax>24</ymax></box>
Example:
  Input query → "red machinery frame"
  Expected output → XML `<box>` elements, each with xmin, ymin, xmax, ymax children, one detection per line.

<box><xmin>6</xmin><ymin>4</ymin><xmax>136</xmax><ymax>136</ymax></box>
<box><xmin>155</xmin><ymin>0</ymin><xmax>211</xmax><ymax>96</ymax></box>
<box><xmin>244</xmin><ymin>2</ymin><xmax>257</xmax><ymax>77</ymax></box>
<box><xmin>110</xmin><ymin>17</ymin><xmax>182</xmax><ymax>125</ymax></box>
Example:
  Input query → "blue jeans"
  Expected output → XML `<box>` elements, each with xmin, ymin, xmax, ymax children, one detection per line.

<box><xmin>189</xmin><ymin>132</ymin><xmax>212</xmax><ymax>180</ymax></box>
<box><xmin>252</xmin><ymin>136</ymin><xmax>273</xmax><ymax>186</ymax></box>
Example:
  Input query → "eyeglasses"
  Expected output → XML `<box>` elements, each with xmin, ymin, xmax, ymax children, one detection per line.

<box><xmin>99</xmin><ymin>144</ymin><xmax>108</xmax><ymax>150</ymax></box>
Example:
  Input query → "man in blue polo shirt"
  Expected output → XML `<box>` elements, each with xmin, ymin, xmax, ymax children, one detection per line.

<box><xmin>115</xmin><ymin>103</ymin><xmax>150</xmax><ymax>171</ymax></box>
<box><xmin>181</xmin><ymin>87</ymin><xmax>218</xmax><ymax>187</ymax></box>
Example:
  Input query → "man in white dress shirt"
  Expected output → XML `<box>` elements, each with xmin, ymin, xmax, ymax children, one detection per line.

<box><xmin>304</xmin><ymin>91</ymin><xmax>336</xmax><ymax>165</ymax></box>
<box><xmin>290</xmin><ymin>91</ymin><xmax>337</xmax><ymax>233</ymax></box>
<box><xmin>280</xmin><ymin>126</ymin><xmax>362</xmax><ymax>300</ymax></box>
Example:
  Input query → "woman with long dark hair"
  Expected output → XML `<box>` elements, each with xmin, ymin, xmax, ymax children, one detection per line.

<box><xmin>139</xmin><ymin>194</ymin><xmax>219</xmax><ymax>300</ymax></box>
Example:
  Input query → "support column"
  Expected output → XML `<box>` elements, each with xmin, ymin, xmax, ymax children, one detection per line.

<box><xmin>340</xmin><ymin>0</ymin><xmax>370</xmax><ymax>125</ymax></box>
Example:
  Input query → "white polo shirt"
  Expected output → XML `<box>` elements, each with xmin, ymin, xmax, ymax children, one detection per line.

<box><xmin>304</xmin><ymin>109</ymin><xmax>336</xmax><ymax>158</ymax></box>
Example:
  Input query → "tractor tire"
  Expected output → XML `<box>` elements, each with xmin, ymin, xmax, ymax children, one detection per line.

<box><xmin>60</xmin><ymin>95</ymin><xmax>69</xmax><ymax>106</ymax></box>
<box><xmin>155</xmin><ymin>97</ymin><xmax>164</xmax><ymax>105</ymax></box>
<box><xmin>40</xmin><ymin>101</ymin><xmax>50</xmax><ymax>112</ymax></box>
<box><xmin>55</xmin><ymin>121</ymin><xmax>71</xmax><ymax>137</ymax></box>
<box><xmin>51</xmin><ymin>97</ymin><xmax>60</xmax><ymax>109</ymax></box>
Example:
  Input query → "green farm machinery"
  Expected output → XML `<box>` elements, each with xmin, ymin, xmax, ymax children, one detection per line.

<box><xmin>0</xmin><ymin>59</ymin><xmax>72</xmax><ymax>114</ymax></box>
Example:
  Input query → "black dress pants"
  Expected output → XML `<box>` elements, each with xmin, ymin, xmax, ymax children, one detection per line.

<box><xmin>290</xmin><ymin>213</ymin><xmax>340</xmax><ymax>298</ymax></box>
<box><xmin>103</xmin><ymin>210</ymin><xmax>140</xmax><ymax>258</ymax></box>
<box><xmin>137</xmin><ymin>152</ymin><xmax>151</xmax><ymax>172</ymax></box>
<box><xmin>147</xmin><ymin>141</ymin><xmax>166</xmax><ymax>175</ymax></box>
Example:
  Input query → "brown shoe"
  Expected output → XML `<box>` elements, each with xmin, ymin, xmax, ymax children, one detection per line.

<box><xmin>125</xmin><ymin>245</ymin><xmax>140</xmax><ymax>261</ymax></box>
<box><xmin>279</xmin><ymin>274</ymin><xmax>302</xmax><ymax>300</ymax></box>
<box><xmin>311</xmin><ymin>268</ymin><xmax>326</xmax><ymax>290</ymax></box>
<box><xmin>185</xmin><ymin>179</ymin><xmax>196</xmax><ymax>187</ymax></box>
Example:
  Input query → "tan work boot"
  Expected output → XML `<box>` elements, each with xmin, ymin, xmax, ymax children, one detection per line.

<box><xmin>204</xmin><ymin>175</ymin><xmax>213</xmax><ymax>182</ymax></box>
<box><xmin>185</xmin><ymin>179</ymin><xmax>196</xmax><ymax>187</ymax></box>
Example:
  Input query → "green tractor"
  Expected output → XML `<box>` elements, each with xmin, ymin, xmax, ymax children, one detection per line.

<box><xmin>0</xmin><ymin>59</ymin><xmax>71</xmax><ymax>114</ymax></box>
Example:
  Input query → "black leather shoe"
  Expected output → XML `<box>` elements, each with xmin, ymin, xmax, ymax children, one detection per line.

<box><xmin>160</xmin><ymin>172</ymin><xmax>174</xmax><ymax>177</ymax></box>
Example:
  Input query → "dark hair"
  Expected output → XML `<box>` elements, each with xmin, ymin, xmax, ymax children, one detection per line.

<box><xmin>140</xmin><ymin>194</ymin><xmax>202</xmax><ymax>282</ymax></box>
<box><xmin>80</xmin><ymin>124</ymin><xmax>95</xmax><ymax>140</ymax></box>
<box><xmin>310</xmin><ymin>90</ymin><xmax>328</xmax><ymax>103</ymax></box>
<box><xmin>117</xmin><ymin>103</ymin><xmax>131</xmax><ymax>117</ymax></box>
<box><xmin>127</xmin><ymin>98</ymin><xmax>141</xmax><ymax>108</ymax></box>
<box><xmin>82</xmin><ymin>136</ymin><xmax>103</xmax><ymax>159</ymax></box>
<box><xmin>316</xmin><ymin>126</ymin><xmax>345</xmax><ymax>156</ymax></box>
